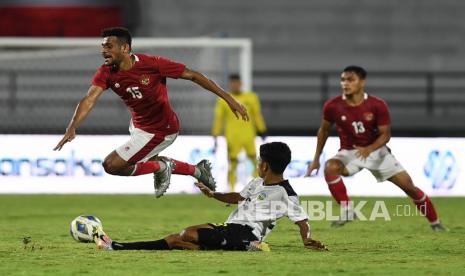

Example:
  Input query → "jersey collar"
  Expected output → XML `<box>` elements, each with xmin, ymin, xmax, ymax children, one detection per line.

<box><xmin>132</xmin><ymin>54</ymin><xmax>139</xmax><ymax>62</ymax></box>
<box><xmin>342</xmin><ymin>92</ymin><xmax>368</xmax><ymax>100</ymax></box>
<box><xmin>264</xmin><ymin>179</ymin><xmax>289</xmax><ymax>186</ymax></box>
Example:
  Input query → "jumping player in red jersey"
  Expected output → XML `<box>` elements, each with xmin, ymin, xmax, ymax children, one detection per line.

<box><xmin>305</xmin><ymin>65</ymin><xmax>447</xmax><ymax>231</ymax></box>
<box><xmin>54</xmin><ymin>27</ymin><xmax>249</xmax><ymax>197</ymax></box>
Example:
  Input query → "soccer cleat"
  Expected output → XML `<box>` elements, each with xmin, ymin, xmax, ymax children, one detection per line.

<box><xmin>93</xmin><ymin>227</ymin><xmax>113</xmax><ymax>251</ymax></box>
<box><xmin>154</xmin><ymin>157</ymin><xmax>175</xmax><ymax>198</ymax></box>
<box><xmin>195</xmin><ymin>160</ymin><xmax>216</xmax><ymax>191</ymax></box>
<box><xmin>331</xmin><ymin>210</ymin><xmax>356</xmax><ymax>228</ymax></box>
<box><xmin>247</xmin><ymin>241</ymin><xmax>270</xmax><ymax>252</ymax></box>
<box><xmin>431</xmin><ymin>222</ymin><xmax>449</xmax><ymax>232</ymax></box>
<box><xmin>331</xmin><ymin>219</ymin><xmax>352</xmax><ymax>227</ymax></box>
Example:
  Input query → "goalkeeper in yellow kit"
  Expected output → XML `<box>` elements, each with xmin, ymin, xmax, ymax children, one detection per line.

<box><xmin>212</xmin><ymin>74</ymin><xmax>267</xmax><ymax>192</ymax></box>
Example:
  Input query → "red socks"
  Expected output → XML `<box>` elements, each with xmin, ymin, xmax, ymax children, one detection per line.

<box><xmin>412</xmin><ymin>188</ymin><xmax>439</xmax><ymax>224</ymax></box>
<box><xmin>325</xmin><ymin>175</ymin><xmax>439</xmax><ymax>224</ymax></box>
<box><xmin>325</xmin><ymin>175</ymin><xmax>350</xmax><ymax>207</ymax></box>
<box><xmin>131</xmin><ymin>161</ymin><xmax>161</xmax><ymax>176</ymax></box>
<box><xmin>171</xmin><ymin>159</ymin><xmax>195</xmax><ymax>176</ymax></box>
<box><xmin>130</xmin><ymin>159</ymin><xmax>195</xmax><ymax>176</ymax></box>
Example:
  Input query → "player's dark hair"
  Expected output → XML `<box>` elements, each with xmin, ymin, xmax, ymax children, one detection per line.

<box><xmin>259</xmin><ymin>142</ymin><xmax>291</xmax><ymax>174</ymax></box>
<box><xmin>343</xmin><ymin>65</ymin><xmax>367</xmax><ymax>79</ymax></box>
<box><xmin>101</xmin><ymin>27</ymin><xmax>132</xmax><ymax>49</ymax></box>
<box><xmin>229</xmin><ymin>74</ymin><xmax>241</xmax><ymax>81</ymax></box>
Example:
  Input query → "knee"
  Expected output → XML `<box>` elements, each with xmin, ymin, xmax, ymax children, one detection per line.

<box><xmin>102</xmin><ymin>157</ymin><xmax>120</xmax><ymax>175</ymax></box>
<box><xmin>164</xmin><ymin>234</ymin><xmax>180</xmax><ymax>248</ymax></box>
<box><xmin>228</xmin><ymin>156</ymin><xmax>238</xmax><ymax>163</ymax></box>
<box><xmin>403</xmin><ymin>182</ymin><xmax>419</xmax><ymax>198</ymax></box>
<box><xmin>324</xmin><ymin>160</ymin><xmax>343</xmax><ymax>176</ymax></box>
<box><xmin>180</xmin><ymin>227</ymin><xmax>198</xmax><ymax>243</ymax></box>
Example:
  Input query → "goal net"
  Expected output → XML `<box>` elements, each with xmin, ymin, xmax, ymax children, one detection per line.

<box><xmin>0</xmin><ymin>37</ymin><xmax>252</xmax><ymax>134</ymax></box>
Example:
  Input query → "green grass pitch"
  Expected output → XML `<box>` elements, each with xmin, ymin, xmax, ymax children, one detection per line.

<box><xmin>0</xmin><ymin>195</ymin><xmax>464</xmax><ymax>275</ymax></box>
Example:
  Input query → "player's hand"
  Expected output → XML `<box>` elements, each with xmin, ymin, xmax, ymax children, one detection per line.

<box><xmin>303</xmin><ymin>238</ymin><xmax>328</xmax><ymax>251</ymax></box>
<box><xmin>227</xmin><ymin>98</ymin><xmax>249</xmax><ymax>121</ymax></box>
<box><xmin>54</xmin><ymin>128</ymin><xmax>76</xmax><ymax>151</ymax></box>
<box><xmin>354</xmin><ymin>146</ymin><xmax>371</xmax><ymax>161</ymax></box>
<box><xmin>195</xmin><ymin>182</ymin><xmax>214</xmax><ymax>197</ymax></box>
<box><xmin>305</xmin><ymin>160</ymin><xmax>320</xmax><ymax>177</ymax></box>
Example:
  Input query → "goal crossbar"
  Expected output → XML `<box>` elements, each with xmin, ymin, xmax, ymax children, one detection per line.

<box><xmin>0</xmin><ymin>37</ymin><xmax>253</xmax><ymax>91</ymax></box>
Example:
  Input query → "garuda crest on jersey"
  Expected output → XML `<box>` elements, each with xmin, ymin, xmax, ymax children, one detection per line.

<box><xmin>257</xmin><ymin>192</ymin><xmax>267</xmax><ymax>200</ymax></box>
<box><xmin>140</xmin><ymin>74</ymin><xmax>150</xmax><ymax>85</ymax></box>
<box><xmin>363</xmin><ymin>112</ymin><xmax>374</xmax><ymax>121</ymax></box>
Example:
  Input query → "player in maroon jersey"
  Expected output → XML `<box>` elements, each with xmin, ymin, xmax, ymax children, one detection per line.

<box><xmin>306</xmin><ymin>65</ymin><xmax>447</xmax><ymax>231</ymax></box>
<box><xmin>54</xmin><ymin>27</ymin><xmax>249</xmax><ymax>197</ymax></box>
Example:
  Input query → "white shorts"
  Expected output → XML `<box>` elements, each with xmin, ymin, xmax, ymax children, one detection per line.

<box><xmin>116</xmin><ymin>122</ymin><xmax>178</xmax><ymax>163</ymax></box>
<box><xmin>332</xmin><ymin>146</ymin><xmax>405</xmax><ymax>182</ymax></box>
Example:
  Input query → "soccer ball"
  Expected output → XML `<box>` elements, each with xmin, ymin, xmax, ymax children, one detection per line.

<box><xmin>70</xmin><ymin>215</ymin><xmax>102</xmax><ymax>243</ymax></box>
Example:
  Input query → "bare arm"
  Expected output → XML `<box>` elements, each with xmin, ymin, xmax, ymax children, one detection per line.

<box><xmin>196</xmin><ymin>182</ymin><xmax>245</xmax><ymax>204</ymax></box>
<box><xmin>295</xmin><ymin>219</ymin><xmax>328</xmax><ymax>250</ymax></box>
<box><xmin>212</xmin><ymin>192</ymin><xmax>245</xmax><ymax>204</ymax></box>
<box><xmin>305</xmin><ymin>119</ymin><xmax>332</xmax><ymax>176</ymax></box>
<box><xmin>354</xmin><ymin>124</ymin><xmax>391</xmax><ymax>159</ymax></box>
<box><xmin>369</xmin><ymin>124</ymin><xmax>390</xmax><ymax>151</ymax></box>
<box><xmin>180</xmin><ymin>68</ymin><xmax>249</xmax><ymax>121</ymax></box>
<box><xmin>313</xmin><ymin>119</ymin><xmax>332</xmax><ymax>161</ymax></box>
<box><xmin>53</xmin><ymin>85</ymin><xmax>105</xmax><ymax>150</ymax></box>
<box><xmin>295</xmin><ymin>219</ymin><xmax>311</xmax><ymax>243</ymax></box>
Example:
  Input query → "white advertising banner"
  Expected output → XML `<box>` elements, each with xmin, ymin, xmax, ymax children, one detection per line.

<box><xmin>0</xmin><ymin>135</ymin><xmax>463</xmax><ymax>196</ymax></box>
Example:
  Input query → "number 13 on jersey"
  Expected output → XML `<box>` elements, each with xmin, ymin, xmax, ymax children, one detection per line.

<box><xmin>352</xmin><ymin>121</ymin><xmax>365</xmax><ymax>134</ymax></box>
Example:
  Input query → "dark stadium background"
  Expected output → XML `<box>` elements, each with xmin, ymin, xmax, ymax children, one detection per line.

<box><xmin>1</xmin><ymin>0</ymin><xmax>464</xmax><ymax>137</ymax></box>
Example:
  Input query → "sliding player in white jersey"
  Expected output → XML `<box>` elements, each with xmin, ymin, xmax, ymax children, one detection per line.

<box><xmin>94</xmin><ymin>142</ymin><xmax>327</xmax><ymax>251</ymax></box>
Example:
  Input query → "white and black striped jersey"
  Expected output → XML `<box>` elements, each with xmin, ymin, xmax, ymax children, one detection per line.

<box><xmin>225</xmin><ymin>178</ymin><xmax>308</xmax><ymax>241</ymax></box>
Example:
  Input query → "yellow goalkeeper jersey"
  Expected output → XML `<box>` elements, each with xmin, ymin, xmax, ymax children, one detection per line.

<box><xmin>212</xmin><ymin>91</ymin><xmax>266</xmax><ymax>140</ymax></box>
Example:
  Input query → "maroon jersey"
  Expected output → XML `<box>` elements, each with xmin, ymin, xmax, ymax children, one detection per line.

<box><xmin>323</xmin><ymin>94</ymin><xmax>390</xmax><ymax>150</ymax></box>
<box><xmin>91</xmin><ymin>53</ymin><xmax>186</xmax><ymax>134</ymax></box>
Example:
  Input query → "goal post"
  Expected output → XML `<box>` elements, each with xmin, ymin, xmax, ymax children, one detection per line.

<box><xmin>0</xmin><ymin>37</ymin><xmax>253</xmax><ymax>91</ymax></box>
<box><xmin>0</xmin><ymin>37</ymin><xmax>253</xmax><ymax>134</ymax></box>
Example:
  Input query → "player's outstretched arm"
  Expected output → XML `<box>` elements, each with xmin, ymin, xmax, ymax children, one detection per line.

<box><xmin>180</xmin><ymin>68</ymin><xmax>249</xmax><ymax>121</ymax></box>
<box><xmin>295</xmin><ymin>220</ymin><xmax>328</xmax><ymax>251</ymax></box>
<box><xmin>54</xmin><ymin>85</ymin><xmax>105</xmax><ymax>151</ymax></box>
<box><xmin>306</xmin><ymin>119</ymin><xmax>332</xmax><ymax>177</ymax></box>
<box><xmin>195</xmin><ymin>182</ymin><xmax>244</xmax><ymax>204</ymax></box>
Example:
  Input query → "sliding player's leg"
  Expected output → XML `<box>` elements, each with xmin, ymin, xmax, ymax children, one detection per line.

<box><xmin>109</xmin><ymin>233</ymin><xmax>200</xmax><ymax>251</ymax></box>
<box><xmin>95</xmin><ymin>222</ymin><xmax>267</xmax><ymax>251</ymax></box>
<box><xmin>182</xmin><ymin>223</ymin><xmax>264</xmax><ymax>251</ymax></box>
<box><xmin>95</xmin><ymin>230</ymin><xmax>199</xmax><ymax>251</ymax></box>
<box><xmin>104</xmin><ymin>223</ymin><xmax>232</xmax><ymax>251</ymax></box>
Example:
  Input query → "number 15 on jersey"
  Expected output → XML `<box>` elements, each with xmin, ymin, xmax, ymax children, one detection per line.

<box><xmin>127</xmin><ymin>87</ymin><xmax>143</xmax><ymax>99</ymax></box>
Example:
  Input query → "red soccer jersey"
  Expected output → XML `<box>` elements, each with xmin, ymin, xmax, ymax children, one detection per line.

<box><xmin>91</xmin><ymin>53</ymin><xmax>186</xmax><ymax>134</ymax></box>
<box><xmin>323</xmin><ymin>94</ymin><xmax>390</xmax><ymax>150</ymax></box>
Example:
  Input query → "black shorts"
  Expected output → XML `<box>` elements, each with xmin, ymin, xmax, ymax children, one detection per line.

<box><xmin>197</xmin><ymin>223</ymin><xmax>258</xmax><ymax>251</ymax></box>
